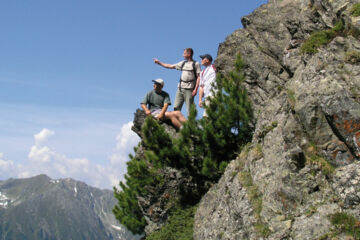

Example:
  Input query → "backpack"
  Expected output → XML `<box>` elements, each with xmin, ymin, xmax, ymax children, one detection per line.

<box><xmin>179</xmin><ymin>61</ymin><xmax>197</xmax><ymax>89</ymax></box>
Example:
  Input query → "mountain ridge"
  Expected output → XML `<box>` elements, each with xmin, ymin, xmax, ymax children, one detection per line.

<box><xmin>0</xmin><ymin>174</ymin><xmax>140</xmax><ymax>240</ymax></box>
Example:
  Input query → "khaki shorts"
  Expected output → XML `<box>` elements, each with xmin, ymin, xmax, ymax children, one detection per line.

<box><xmin>151</xmin><ymin>109</ymin><xmax>162</xmax><ymax>117</ymax></box>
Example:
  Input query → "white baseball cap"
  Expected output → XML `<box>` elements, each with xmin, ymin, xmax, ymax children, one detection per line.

<box><xmin>152</xmin><ymin>78</ymin><xmax>164</xmax><ymax>86</ymax></box>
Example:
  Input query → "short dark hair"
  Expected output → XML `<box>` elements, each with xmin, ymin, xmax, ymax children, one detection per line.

<box><xmin>185</xmin><ymin>48</ymin><xmax>194</xmax><ymax>57</ymax></box>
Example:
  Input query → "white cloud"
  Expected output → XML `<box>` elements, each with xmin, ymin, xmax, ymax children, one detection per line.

<box><xmin>34</xmin><ymin>128</ymin><xmax>54</xmax><ymax>145</ymax></box>
<box><xmin>19</xmin><ymin>128</ymin><xmax>95</xmax><ymax>186</ymax></box>
<box><xmin>0</xmin><ymin>104</ymin><xmax>140</xmax><ymax>189</ymax></box>
<box><xmin>28</xmin><ymin>146</ymin><xmax>53</xmax><ymax>163</ymax></box>
<box><xmin>110</xmin><ymin>121</ymin><xmax>140</xmax><ymax>166</ymax></box>
<box><xmin>115</xmin><ymin>122</ymin><xmax>139</xmax><ymax>150</ymax></box>
<box><xmin>0</xmin><ymin>153</ymin><xmax>17</xmax><ymax>179</ymax></box>
<box><xmin>106</xmin><ymin>121</ymin><xmax>140</xmax><ymax>189</ymax></box>
<box><xmin>0</xmin><ymin>158</ymin><xmax>14</xmax><ymax>171</ymax></box>
<box><xmin>18</xmin><ymin>171</ymin><xmax>31</xmax><ymax>179</ymax></box>
<box><xmin>1</xmin><ymin>123</ymin><xmax>140</xmax><ymax>189</ymax></box>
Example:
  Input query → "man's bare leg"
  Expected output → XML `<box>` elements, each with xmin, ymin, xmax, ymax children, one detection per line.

<box><xmin>173</xmin><ymin>111</ymin><xmax>187</xmax><ymax>123</ymax></box>
<box><xmin>165</xmin><ymin>112</ymin><xmax>182</xmax><ymax>129</ymax></box>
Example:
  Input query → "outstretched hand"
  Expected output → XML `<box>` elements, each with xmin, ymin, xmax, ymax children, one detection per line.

<box><xmin>153</xmin><ymin>58</ymin><xmax>160</xmax><ymax>64</ymax></box>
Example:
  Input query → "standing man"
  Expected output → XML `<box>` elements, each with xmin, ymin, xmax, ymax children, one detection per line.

<box><xmin>198</xmin><ymin>54</ymin><xmax>216</xmax><ymax>117</ymax></box>
<box><xmin>141</xmin><ymin>78</ymin><xmax>187</xmax><ymax>129</ymax></box>
<box><xmin>153</xmin><ymin>48</ymin><xmax>201</xmax><ymax>116</ymax></box>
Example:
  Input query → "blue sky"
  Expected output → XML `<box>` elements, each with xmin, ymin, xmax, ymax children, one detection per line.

<box><xmin>0</xmin><ymin>0</ymin><xmax>267</xmax><ymax>189</ymax></box>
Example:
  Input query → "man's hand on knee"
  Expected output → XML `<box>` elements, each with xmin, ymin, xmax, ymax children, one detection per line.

<box><xmin>156</xmin><ymin>113</ymin><xmax>165</xmax><ymax>120</ymax></box>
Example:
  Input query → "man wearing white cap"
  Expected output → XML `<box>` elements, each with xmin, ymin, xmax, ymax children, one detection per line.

<box><xmin>141</xmin><ymin>78</ymin><xmax>186</xmax><ymax>129</ymax></box>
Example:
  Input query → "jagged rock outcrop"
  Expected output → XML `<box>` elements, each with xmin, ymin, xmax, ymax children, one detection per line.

<box><xmin>195</xmin><ymin>0</ymin><xmax>360</xmax><ymax>239</ymax></box>
<box><xmin>132</xmin><ymin>109</ymin><xmax>177</xmax><ymax>139</ymax></box>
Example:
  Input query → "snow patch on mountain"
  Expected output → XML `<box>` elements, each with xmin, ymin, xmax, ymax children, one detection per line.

<box><xmin>0</xmin><ymin>191</ymin><xmax>11</xmax><ymax>208</ymax></box>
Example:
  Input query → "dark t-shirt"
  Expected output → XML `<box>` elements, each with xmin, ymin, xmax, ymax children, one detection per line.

<box><xmin>141</xmin><ymin>89</ymin><xmax>171</xmax><ymax>112</ymax></box>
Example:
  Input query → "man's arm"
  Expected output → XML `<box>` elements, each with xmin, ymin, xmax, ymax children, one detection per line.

<box><xmin>153</xmin><ymin>58</ymin><xmax>176</xmax><ymax>69</ymax></box>
<box><xmin>192</xmin><ymin>75</ymin><xmax>200</xmax><ymax>97</ymax></box>
<box><xmin>157</xmin><ymin>103</ymin><xmax>169</xmax><ymax>120</ymax></box>
<box><xmin>141</xmin><ymin>104</ymin><xmax>151</xmax><ymax>115</ymax></box>
<box><xmin>199</xmin><ymin>86</ymin><xmax>204</xmax><ymax>108</ymax></box>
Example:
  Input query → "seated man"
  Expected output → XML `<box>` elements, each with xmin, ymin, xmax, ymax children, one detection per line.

<box><xmin>141</xmin><ymin>78</ymin><xmax>186</xmax><ymax>129</ymax></box>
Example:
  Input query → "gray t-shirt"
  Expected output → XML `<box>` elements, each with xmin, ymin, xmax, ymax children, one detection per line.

<box><xmin>141</xmin><ymin>89</ymin><xmax>171</xmax><ymax>112</ymax></box>
<box><xmin>174</xmin><ymin>60</ymin><xmax>201</xmax><ymax>89</ymax></box>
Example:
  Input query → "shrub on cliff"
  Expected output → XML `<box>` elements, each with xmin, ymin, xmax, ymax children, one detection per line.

<box><xmin>146</xmin><ymin>205</ymin><xmax>196</xmax><ymax>240</ymax></box>
<box><xmin>351</xmin><ymin>3</ymin><xmax>360</xmax><ymax>17</ymax></box>
<box><xmin>113</xmin><ymin>118</ymin><xmax>173</xmax><ymax>234</ymax></box>
<box><xmin>200</xmin><ymin>54</ymin><xmax>254</xmax><ymax>180</ymax></box>
<box><xmin>112</xmin><ymin>151</ymin><xmax>154</xmax><ymax>234</ymax></box>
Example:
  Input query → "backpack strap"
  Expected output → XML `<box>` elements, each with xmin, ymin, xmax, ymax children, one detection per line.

<box><xmin>180</xmin><ymin>60</ymin><xmax>187</xmax><ymax>71</ymax></box>
<box><xmin>192</xmin><ymin>61</ymin><xmax>197</xmax><ymax>81</ymax></box>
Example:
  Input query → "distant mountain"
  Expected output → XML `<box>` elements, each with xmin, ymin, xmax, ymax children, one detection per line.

<box><xmin>0</xmin><ymin>174</ymin><xmax>141</xmax><ymax>240</ymax></box>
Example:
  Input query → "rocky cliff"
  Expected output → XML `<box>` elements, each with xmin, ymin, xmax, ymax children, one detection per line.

<box><xmin>128</xmin><ymin>0</ymin><xmax>360</xmax><ymax>239</ymax></box>
<box><xmin>194</xmin><ymin>0</ymin><xmax>360</xmax><ymax>239</ymax></box>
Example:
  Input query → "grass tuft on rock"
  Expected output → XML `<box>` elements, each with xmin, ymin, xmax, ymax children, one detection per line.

<box><xmin>239</xmin><ymin>171</ymin><xmax>270</xmax><ymax>238</ymax></box>
<box><xmin>146</xmin><ymin>205</ymin><xmax>196</xmax><ymax>240</ymax></box>
<box><xmin>307</xmin><ymin>154</ymin><xmax>335</xmax><ymax>177</ymax></box>
<box><xmin>328</xmin><ymin>212</ymin><xmax>360</xmax><ymax>239</ymax></box>
<box><xmin>351</xmin><ymin>3</ymin><xmax>360</xmax><ymax>17</ymax></box>
<box><xmin>300</xmin><ymin>21</ymin><xmax>344</xmax><ymax>54</ymax></box>
<box><xmin>345</xmin><ymin>50</ymin><xmax>360</xmax><ymax>64</ymax></box>
<box><xmin>287</xmin><ymin>89</ymin><xmax>296</xmax><ymax>110</ymax></box>
<box><xmin>305</xmin><ymin>143</ymin><xmax>335</xmax><ymax>178</ymax></box>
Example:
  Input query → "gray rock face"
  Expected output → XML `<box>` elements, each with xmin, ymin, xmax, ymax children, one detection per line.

<box><xmin>194</xmin><ymin>160</ymin><xmax>257</xmax><ymax>240</ymax></box>
<box><xmin>0</xmin><ymin>174</ymin><xmax>139</xmax><ymax>240</ymax></box>
<box><xmin>195</xmin><ymin>0</ymin><xmax>360</xmax><ymax>239</ymax></box>
<box><xmin>138</xmin><ymin>166</ymin><xmax>194</xmax><ymax>235</ymax></box>
<box><xmin>332</xmin><ymin>162</ymin><xmax>360</xmax><ymax>207</ymax></box>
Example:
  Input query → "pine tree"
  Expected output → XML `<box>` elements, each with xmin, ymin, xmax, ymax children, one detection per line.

<box><xmin>175</xmin><ymin>105</ymin><xmax>204</xmax><ymax>171</ymax></box>
<box><xmin>112</xmin><ymin>117</ymin><xmax>169</xmax><ymax>234</ymax></box>
<box><xmin>113</xmin><ymin>183</ymin><xmax>145</xmax><ymax>234</ymax></box>
<box><xmin>200</xmin><ymin>54</ymin><xmax>253</xmax><ymax>180</ymax></box>
<box><xmin>174</xmin><ymin>105</ymin><xmax>208</xmax><ymax>202</ymax></box>
<box><xmin>113</xmin><ymin>117</ymin><xmax>177</xmax><ymax>234</ymax></box>
<box><xmin>142</xmin><ymin>116</ymin><xmax>181</xmax><ymax>168</ymax></box>
<box><xmin>113</xmin><ymin>152</ymin><xmax>154</xmax><ymax>234</ymax></box>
